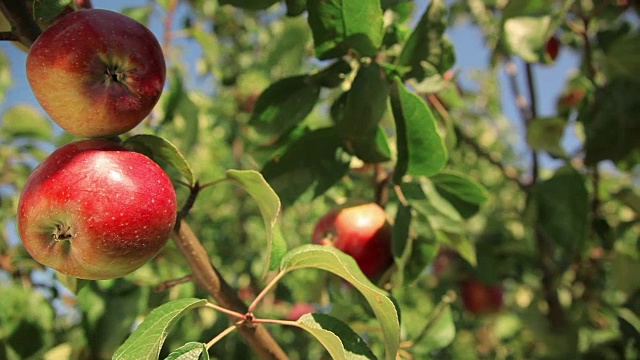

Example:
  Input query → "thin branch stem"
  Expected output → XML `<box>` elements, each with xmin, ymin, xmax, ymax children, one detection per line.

<box><xmin>0</xmin><ymin>31</ymin><xmax>18</xmax><ymax>41</ymax></box>
<box><xmin>454</xmin><ymin>125</ymin><xmax>526</xmax><ymax>189</ymax></box>
<box><xmin>153</xmin><ymin>274</ymin><xmax>193</xmax><ymax>292</ymax></box>
<box><xmin>206</xmin><ymin>323</ymin><xmax>240</xmax><ymax>350</ymax></box>
<box><xmin>176</xmin><ymin>181</ymin><xmax>201</xmax><ymax>225</ymax></box>
<box><xmin>252</xmin><ymin>318</ymin><xmax>299</xmax><ymax>327</ymax></box>
<box><xmin>0</xmin><ymin>0</ymin><xmax>41</xmax><ymax>47</ymax></box>
<box><xmin>407</xmin><ymin>291</ymin><xmax>456</xmax><ymax>347</ymax></box>
<box><xmin>248</xmin><ymin>271</ymin><xmax>287</xmax><ymax>314</ymax></box>
<box><xmin>162</xmin><ymin>0</ymin><xmax>179</xmax><ymax>52</ymax></box>
<box><xmin>171</xmin><ymin>220</ymin><xmax>288</xmax><ymax>359</ymax></box>
<box><xmin>205</xmin><ymin>302</ymin><xmax>247</xmax><ymax>320</ymax></box>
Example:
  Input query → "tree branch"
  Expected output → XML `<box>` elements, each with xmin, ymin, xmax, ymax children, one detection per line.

<box><xmin>172</xmin><ymin>220</ymin><xmax>288</xmax><ymax>360</ymax></box>
<box><xmin>0</xmin><ymin>0</ymin><xmax>41</xmax><ymax>47</ymax></box>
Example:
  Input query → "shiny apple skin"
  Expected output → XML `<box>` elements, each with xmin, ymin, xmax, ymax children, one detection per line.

<box><xmin>17</xmin><ymin>139</ymin><xmax>177</xmax><ymax>279</ymax></box>
<box><xmin>312</xmin><ymin>203</ymin><xmax>393</xmax><ymax>279</ymax></box>
<box><xmin>26</xmin><ymin>9</ymin><xmax>166</xmax><ymax>138</ymax></box>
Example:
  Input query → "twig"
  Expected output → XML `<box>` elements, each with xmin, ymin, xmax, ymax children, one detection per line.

<box><xmin>0</xmin><ymin>0</ymin><xmax>41</xmax><ymax>46</ymax></box>
<box><xmin>154</xmin><ymin>274</ymin><xmax>193</xmax><ymax>292</ymax></box>
<box><xmin>521</xmin><ymin>60</ymin><xmax>567</xmax><ymax>329</ymax></box>
<box><xmin>172</xmin><ymin>220</ymin><xmax>288</xmax><ymax>359</ymax></box>
<box><xmin>206</xmin><ymin>323</ymin><xmax>240</xmax><ymax>350</ymax></box>
<box><xmin>247</xmin><ymin>271</ymin><xmax>287</xmax><ymax>314</ymax></box>
<box><xmin>454</xmin><ymin>125</ymin><xmax>526</xmax><ymax>189</ymax></box>
<box><xmin>0</xmin><ymin>31</ymin><xmax>17</xmax><ymax>41</ymax></box>
<box><xmin>162</xmin><ymin>0</ymin><xmax>179</xmax><ymax>52</ymax></box>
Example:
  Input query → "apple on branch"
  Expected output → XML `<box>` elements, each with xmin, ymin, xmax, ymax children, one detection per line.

<box><xmin>26</xmin><ymin>9</ymin><xmax>166</xmax><ymax>138</ymax></box>
<box><xmin>460</xmin><ymin>278</ymin><xmax>504</xmax><ymax>315</ymax></box>
<box><xmin>17</xmin><ymin>139</ymin><xmax>177</xmax><ymax>280</ymax></box>
<box><xmin>312</xmin><ymin>203</ymin><xmax>393</xmax><ymax>279</ymax></box>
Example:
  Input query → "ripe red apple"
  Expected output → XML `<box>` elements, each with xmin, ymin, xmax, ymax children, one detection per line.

<box><xmin>544</xmin><ymin>35</ymin><xmax>560</xmax><ymax>62</ymax></box>
<box><xmin>460</xmin><ymin>278</ymin><xmax>504</xmax><ymax>315</ymax></box>
<box><xmin>286</xmin><ymin>302</ymin><xmax>316</xmax><ymax>321</ymax></box>
<box><xmin>26</xmin><ymin>9</ymin><xmax>166</xmax><ymax>138</ymax></box>
<box><xmin>312</xmin><ymin>203</ymin><xmax>393</xmax><ymax>279</ymax></box>
<box><xmin>17</xmin><ymin>139</ymin><xmax>177</xmax><ymax>280</ymax></box>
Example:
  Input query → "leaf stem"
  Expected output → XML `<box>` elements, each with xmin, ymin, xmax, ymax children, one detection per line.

<box><xmin>206</xmin><ymin>323</ymin><xmax>240</xmax><ymax>350</ymax></box>
<box><xmin>171</xmin><ymin>220</ymin><xmax>288</xmax><ymax>359</ymax></box>
<box><xmin>205</xmin><ymin>302</ymin><xmax>247</xmax><ymax>320</ymax></box>
<box><xmin>247</xmin><ymin>271</ymin><xmax>287</xmax><ymax>314</ymax></box>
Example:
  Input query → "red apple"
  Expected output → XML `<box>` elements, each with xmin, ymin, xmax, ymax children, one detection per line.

<box><xmin>544</xmin><ymin>35</ymin><xmax>560</xmax><ymax>62</ymax></box>
<box><xmin>460</xmin><ymin>278</ymin><xmax>504</xmax><ymax>315</ymax></box>
<box><xmin>312</xmin><ymin>203</ymin><xmax>393</xmax><ymax>279</ymax></box>
<box><xmin>17</xmin><ymin>139</ymin><xmax>177</xmax><ymax>279</ymax></box>
<box><xmin>286</xmin><ymin>303</ymin><xmax>316</xmax><ymax>321</ymax></box>
<box><xmin>26</xmin><ymin>9</ymin><xmax>166</xmax><ymax>138</ymax></box>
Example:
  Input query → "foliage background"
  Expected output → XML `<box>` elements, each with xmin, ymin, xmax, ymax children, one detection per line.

<box><xmin>1</xmin><ymin>0</ymin><xmax>639</xmax><ymax>359</ymax></box>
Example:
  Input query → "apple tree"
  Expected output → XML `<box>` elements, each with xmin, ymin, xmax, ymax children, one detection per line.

<box><xmin>1</xmin><ymin>0</ymin><xmax>639</xmax><ymax>359</ymax></box>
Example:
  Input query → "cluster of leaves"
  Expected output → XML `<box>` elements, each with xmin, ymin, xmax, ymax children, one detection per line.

<box><xmin>1</xmin><ymin>0</ymin><xmax>640</xmax><ymax>359</ymax></box>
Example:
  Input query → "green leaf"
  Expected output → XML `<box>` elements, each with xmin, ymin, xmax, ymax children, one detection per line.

<box><xmin>401</xmin><ymin>179</ymin><xmax>476</xmax><ymax>266</ymax></box>
<box><xmin>164</xmin><ymin>342</ymin><xmax>209</xmax><ymax>360</ymax></box>
<box><xmin>390</xmin><ymin>78</ymin><xmax>447</xmax><ymax>181</ymax></box>
<box><xmin>249</xmin><ymin>75</ymin><xmax>321</xmax><ymax>136</ymax></box>
<box><xmin>526</xmin><ymin>117</ymin><xmax>567</xmax><ymax>157</ymax></box>
<box><xmin>293</xmin><ymin>313</ymin><xmax>376</xmax><ymax>359</ymax></box>
<box><xmin>189</xmin><ymin>27</ymin><xmax>220</xmax><ymax>77</ymax></box>
<box><xmin>532</xmin><ymin>166</ymin><xmax>588</xmax><ymax>256</ymax></box>
<box><xmin>285</xmin><ymin>0</ymin><xmax>306</xmax><ymax>16</ymax></box>
<box><xmin>396</xmin><ymin>0</ymin><xmax>455</xmax><ymax>81</ymax></box>
<box><xmin>312</xmin><ymin>60</ymin><xmax>352</xmax><ymax>88</ymax></box>
<box><xmin>431</xmin><ymin>170</ymin><xmax>489</xmax><ymax>219</ymax></box>
<box><xmin>78</xmin><ymin>279</ymin><xmax>145</xmax><ymax>359</ymax></box>
<box><xmin>348</xmin><ymin>126</ymin><xmax>392</xmax><ymax>163</ymax></box>
<box><xmin>113</xmin><ymin>298</ymin><xmax>207</xmax><ymax>360</ymax></box>
<box><xmin>614</xmin><ymin>188</ymin><xmax>640</xmax><ymax>215</ymax></box>
<box><xmin>121</xmin><ymin>6</ymin><xmax>152</xmax><ymax>25</ymax></box>
<box><xmin>33</xmin><ymin>0</ymin><xmax>72</xmax><ymax>23</ymax></box>
<box><xmin>580</xmin><ymin>80</ymin><xmax>640</xmax><ymax>166</ymax></box>
<box><xmin>419</xmin><ymin>304</ymin><xmax>455</xmax><ymax>352</ymax></box>
<box><xmin>226</xmin><ymin>170</ymin><xmax>287</xmax><ymax>273</ymax></box>
<box><xmin>1</xmin><ymin>105</ymin><xmax>52</xmax><ymax>141</ymax></box>
<box><xmin>218</xmin><ymin>0</ymin><xmax>278</xmax><ymax>10</ymax></box>
<box><xmin>392</xmin><ymin>204</ymin><xmax>413</xmax><ymax>262</ymax></box>
<box><xmin>498</xmin><ymin>0</ymin><xmax>572</xmax><ymax>63</ymax></box>
<box><xmin>0</xmin><ymin>51</ymin><xmax>12</xmax><ymax>104</ymax></box>
<box><xmin>604</xmin><ymin>33</ymin><xmax>640</xmax><ymax>82</ymax></box>
<box><xmin>0</xmin><ymin>283</ymin><xmax>55</xmax><ymax>359</ymax></box>
<box><xmin>280</xmin><ymin>245</ymin><xmax>400</xmax><ymax>360</ymax></box>
<box><xmin>262</xmin><ymin>127</ymin><xmax>351</xmax><ymax>206</ymax></box>
<box><xmin>307</xmin><ymin>0</ymin><xmax>383</xmax><ymax>59</ymax></box>
<box><xmin>160</xmin><ymin>69</ymin><xmax>184</xmax><ymax>126</ymax></box>
<box><xmin>123</xmin><ymin>134</ymin><xmax>195</xmax><ymax>186</ymax></box>
<box><xmin>337</xmin><ymin>62</ymin><xmax>390</xmax><ymax>140</ymax></box>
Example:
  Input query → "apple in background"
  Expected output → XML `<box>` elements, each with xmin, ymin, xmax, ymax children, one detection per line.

<box><xmin>544</xmin><ymin>35</ymin><xmax>560</xmax><ymax>63</ymax></box>
<box><xmin>460</xmin><ymin>278</ymin><xmax>504</xmax><ymax>315</ymax></box>
<box><xmin>313</xmin><ymin>203</ymin><xmax>393</xmax><ymax>279</ymax></box>
<box><xmin>287</xmin><ymin>303</ymin><xmax>316</xmax><ymax>321</ymax></box>
<box><xmin>26</xmin><ymin>9</ymin><xmax>166</xmax><ymax>138</ymax></box>
<box><xmin>17</xmin><ymin>139</ymin><xmax>177</xmax><ymax>280</ymax></box>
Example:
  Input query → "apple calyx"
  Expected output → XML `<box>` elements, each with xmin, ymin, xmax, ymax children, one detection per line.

<box><xmin>52</xmin><ymin>224</ymin><xmax>73</xmax><ymax>242</ymax></box>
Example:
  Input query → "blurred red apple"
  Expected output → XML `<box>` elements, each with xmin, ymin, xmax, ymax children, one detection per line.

<box><xmin>26</xmin><ymin>9</ymin><xmax>165</xmax><ymax>138</ymax></box>
<box><xmin>17</xmin><ymin>139</ymin><xmax>177</xmax><ymax>279</ymax></box>
<box><xmin>460</xmin><ymin>278</ymin><xmax>504</xmax><ymax>315</ymax></box>
<box><xmin>287</xmin><ymin>303</ymin><xmax>316</xmax><ymax>321</ymax></box>
<box><xmin>312</xmin><ymin>203</ymin><xmax>393</xmax><ymax>279</ymax></box>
